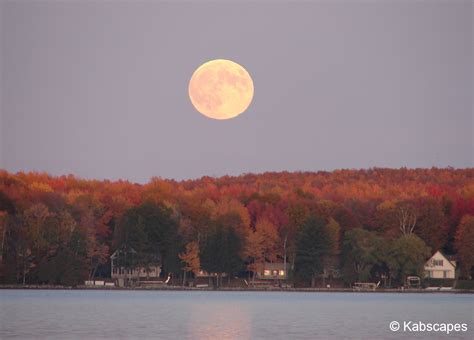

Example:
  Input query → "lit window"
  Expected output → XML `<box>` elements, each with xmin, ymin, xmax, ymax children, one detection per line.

<box><xmin>279</xmin><ymin>270</ymin><xmax>285</xmax><ymax>276</ymax></box>
<box><xmin>264</xmin><ymin>270</ymin><xmax>271</xmax><ymax>276</ymax></box>
<box><xmin>433</xmin><ymin>260</ymin><xmax>443</xmax><ymax>266</ymax></box>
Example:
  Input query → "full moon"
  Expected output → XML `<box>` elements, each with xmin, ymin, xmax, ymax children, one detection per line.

<box><xmin>188</xmin><ymin>59</ymin><xmax>254</xmax><ymax>120</ymax></box>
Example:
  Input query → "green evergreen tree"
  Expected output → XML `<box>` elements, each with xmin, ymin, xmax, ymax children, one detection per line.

<box><xmin>200</xmin><ymin>213</ymin><xmax>245</xmax><ymax>286</ymax></box>
<box><xmin>117</xmin><ymin>202</ymin><xmax>182</xmax><ymax>276</ymax></box>
<box><xmin>294</xmin><ymin>215</ymin><xmax>333</xmax><ymax>287</ymax></box>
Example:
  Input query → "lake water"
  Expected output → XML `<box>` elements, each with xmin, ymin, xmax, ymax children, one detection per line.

<box><xmin>0</xmin><ymin>290</ymin><xmax>473</xmax><ymax>339</ymax></box>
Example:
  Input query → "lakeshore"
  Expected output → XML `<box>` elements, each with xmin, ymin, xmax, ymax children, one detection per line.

<box><xmin>1</xmin><ymin>284</ymin><xmax>473</xmax><ymax>293</ymax></box>
<box><xmin>2</xmin><ymin>169</ymin><xmax>473</xmax><ymax>297</ymax></box>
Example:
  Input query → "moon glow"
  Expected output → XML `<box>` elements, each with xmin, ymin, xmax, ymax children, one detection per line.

<box><xmin>188</xmin><ymin>59</ymin><xmax>254</xmax><ymax>120</ymax></box>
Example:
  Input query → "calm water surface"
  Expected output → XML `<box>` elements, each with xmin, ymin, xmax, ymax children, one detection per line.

<box><xmin>0</xmin><ymin>290</ymin><xmax>473</xmax><ymax>339</ymax></box>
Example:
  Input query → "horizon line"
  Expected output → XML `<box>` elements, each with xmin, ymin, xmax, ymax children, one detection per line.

<box><xmin>0</xmin><ymin>165</ymin><xmax>471</xmax><ymax>185</ymax></box>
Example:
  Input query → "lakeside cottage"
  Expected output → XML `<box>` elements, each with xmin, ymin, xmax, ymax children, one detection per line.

<box><xmin>110</xmin><ymin>247</ymin><xmax>161</xmax><ymax>286</ymax></box>
<box><xmin>424</xmin><ymin>251</ymin><xmax>456</xmax><ymax>279</ymax></box>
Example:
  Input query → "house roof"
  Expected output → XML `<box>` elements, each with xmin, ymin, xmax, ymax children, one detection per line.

<box><xmin>426</xmin><ymin>250</ymin><xmax>456</xmax><ymax>269</ymax></box>
<box><xmin>110</xmin><ymin>247</ymin><xmax>137</xmax><ymax>259</ymax></box>
<box><xmin>255</xmin><ymin>262</ymin><xmax>286</xmax><ymax>271</ymax></box>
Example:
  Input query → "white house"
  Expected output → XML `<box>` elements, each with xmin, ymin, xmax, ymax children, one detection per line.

<box><xmin>110</xmin><ymin>248</ymin><xmax>161</xmax><ymax>283</ymax></box>
<box><xmin>424</xmin><ymin>251</ymin><xmax>456</xmax><ymax>279</ymax></box>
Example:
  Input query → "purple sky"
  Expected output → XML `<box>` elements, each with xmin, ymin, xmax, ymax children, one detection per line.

<box><xmin>1</xmin><ymin>1</ymin><xmax>472</xmax><ymax>183</ymax></box>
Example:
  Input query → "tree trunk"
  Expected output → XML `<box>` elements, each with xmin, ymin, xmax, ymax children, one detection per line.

<box><xmin>16</xmin><ymin>258</ymin><xmax>20</xmax><ymax>283</ymax></box>
<box><xmin>0</xmin><ymin>222</ymin><xmax>6</xmax><ymax>260</ymax></box>
<box><xmin>90</xmin><ymin>262</ymin><xmax>99</xmax><ymax>281</ymax></box>
<box><xmin>182</xmin><ymin>270</ymin><xmax>187</xmax><ymax>287</ymax></box>
<box><xmin>283</xmin><ymin>235</ymin><xmax>287</xmax><ymax>281</ymax></box>
<box><xmin>311</xmin><ymin>273</ymin><xmax>315</xmax><ymax>288</ymax></box>
<box><xmin>22</xmin><ymin>260</ymin><xmax>26</xmax><ymax>285</ymax></box>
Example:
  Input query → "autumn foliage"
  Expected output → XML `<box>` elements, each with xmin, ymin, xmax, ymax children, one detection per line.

<box><xmin>0</xmin><ymin>167</ymin><xmax>473</xmax><ymax>285</ymax></box>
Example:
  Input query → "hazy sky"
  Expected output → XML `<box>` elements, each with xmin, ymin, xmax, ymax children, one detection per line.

<box><xmin>1</xmin><ymin>1</ymin><xmax>472</xmax><ymax>183</ymax></box>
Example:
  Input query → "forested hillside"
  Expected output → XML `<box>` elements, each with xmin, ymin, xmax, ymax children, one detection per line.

<box><xmin>0</xmin><ymin>168</ymin><xmax>473</xmax><ymax>286</ymax></box>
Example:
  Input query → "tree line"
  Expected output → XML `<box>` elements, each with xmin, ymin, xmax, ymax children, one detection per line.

<box><xmin>0</xmin><ymin>168</ymin><xmax>473</xmax><ymax>287</ymax></box>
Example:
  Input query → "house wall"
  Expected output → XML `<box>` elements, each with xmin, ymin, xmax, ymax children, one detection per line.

<box><xmin>111</xmin><ymin>266</ymin><xmax>161</xmax><ymax>280</ymax></box>
<box><xmin>256</xmin><ymin>271</ymin><xmax>286</xmax><ymax>280</ymax></box>
<box><xmin>255</xmin><ymin>265</ymin><xmax>287</xmax><ymax>280</ymax></box>
<box><xmin>424</xmin><ymin>252</ymin><xmax>455</xmax><ymax>279</ymax></box>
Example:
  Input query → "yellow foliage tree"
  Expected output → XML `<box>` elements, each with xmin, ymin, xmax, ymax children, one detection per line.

<box><xmin>246</xmin><ymin>218</ymin><xmax>279</xmax><ymax>282</ymax></box>
<box><xmin>179</xmin><ymin>241</ymin><xmax>201</xmax><ymax>286</ymax></box>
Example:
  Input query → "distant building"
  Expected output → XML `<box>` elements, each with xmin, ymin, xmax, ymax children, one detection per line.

<box><xmin>424</xmin><ymin>251</ymin><xmax>456</xmax><ymax>279</ymax></box>
<box><xmin>110</xmin><ymin>247</ymin><xmax>161</xmax><ymax>285</ymax></box>
<box><xmin>255</xmin><ymin>262</ymin><xmax>287</xmax><ymax>280</ymax></box>
<box><xmin>195</xmin><ymin>270</ymin><xmax>224</xmax><ymax>278</ymax></box>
